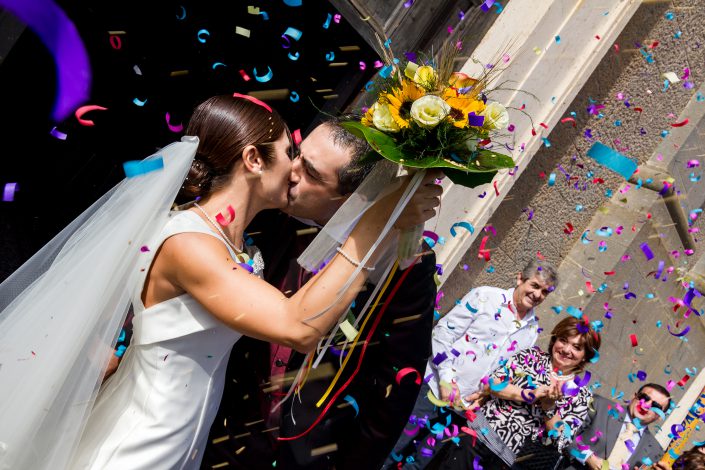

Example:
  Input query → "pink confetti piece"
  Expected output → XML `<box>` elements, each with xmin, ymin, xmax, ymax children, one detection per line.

<box><xmin>75</xmin><ymin>105</ymin><xmax>107</xmax><ymax>126</ymax></box>
<box><xmin>140</xmin><ymin>245</ymin><xmax>150</xmax><ymax>252</ymax></box>
<box><xmin>215</xmin><ymin>205</ymin><xmax>236</xmax><ymax>226</ymax></box>
<box><xmin>165</xmin><ymin>112</ymin><xmax>183</xmax><ymax>133</ymax></box>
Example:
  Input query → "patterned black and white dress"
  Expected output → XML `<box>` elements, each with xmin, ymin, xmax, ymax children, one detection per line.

<box><xmin>477</xmin><ymin>347</ymin><xmax>592</xmax><ymax>463</ymax></box>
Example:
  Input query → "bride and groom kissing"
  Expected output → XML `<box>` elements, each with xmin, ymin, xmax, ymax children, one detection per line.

<box><xmin>0</xmin><ymin>94</ymin><xmax>442</xmax><ymax>469</ymax></box>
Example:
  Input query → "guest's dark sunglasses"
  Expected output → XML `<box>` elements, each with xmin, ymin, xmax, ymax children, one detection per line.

<box><xmin>637</xmin><ymin>392</ymin><xmax>667</xmax><ymax>412</ymax></box>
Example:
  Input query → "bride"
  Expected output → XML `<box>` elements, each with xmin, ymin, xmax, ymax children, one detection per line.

<box><xmin>0</xmin><ymin>95</ymin><xmax>416</xmax><ymax>469</ymax></box>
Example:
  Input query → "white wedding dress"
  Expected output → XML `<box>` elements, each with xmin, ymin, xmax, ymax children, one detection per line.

<box><xmin>71</xmin><ymin>210</ymin><xmax>263</xmax><ymax>469</ymax></box>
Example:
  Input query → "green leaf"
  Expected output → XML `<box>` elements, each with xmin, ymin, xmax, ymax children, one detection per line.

<box><xmin>444</xmin><ymin>169</ymin><xmax>496</xmax><ymax>188</ymax></box>
<box><xmin>340</xmin><ymin>121</ymin><xmax>404</xmax><ymax>161</ymax></box>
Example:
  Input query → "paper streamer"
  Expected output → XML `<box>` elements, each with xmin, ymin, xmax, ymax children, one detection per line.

<box><xmin>667</xmin><ymin>324</ymin><xmax>691</xmax><ymax>337</ymax></box>
<box><xmin>586</xmin><ymin>142</ymin><xmax>638</xmax><ymax>179</ymax></box>
<box><xmin>123</xmin><ymin>157</ymin><xmax>164</xmax><ymax>178</ymax></box>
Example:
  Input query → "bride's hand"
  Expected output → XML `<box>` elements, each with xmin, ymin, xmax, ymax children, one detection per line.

<box><xmin>394</xmin><ymin>170</ymin><xmax>444</xmax><ymax>230</ymax></box>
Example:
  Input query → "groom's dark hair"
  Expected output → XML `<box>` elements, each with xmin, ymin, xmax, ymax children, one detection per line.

<box><xmin>320</xmin><ymin>116</ymin><xmax>375</xmax><ymax>195</ymax></box>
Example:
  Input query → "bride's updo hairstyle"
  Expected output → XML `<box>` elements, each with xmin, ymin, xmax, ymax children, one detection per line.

<box><xmin>180</xmin><ymin>94</ymin><xmax>289</xmax><ymax>199</ymax></box>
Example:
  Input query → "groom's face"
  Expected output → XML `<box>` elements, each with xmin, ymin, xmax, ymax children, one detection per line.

<box><xmin>286</xmin><ymin>124</ymin><xmax>352</xmax><ymax>225</ymax></box>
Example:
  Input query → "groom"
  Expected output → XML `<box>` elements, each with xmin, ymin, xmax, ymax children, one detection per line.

<box><xmin>201</xmin><ymin>118</ymin><xmax>442</xmax><ymax>470</ymax></box>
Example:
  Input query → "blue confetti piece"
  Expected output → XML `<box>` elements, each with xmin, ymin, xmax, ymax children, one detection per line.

<box><xmin>133</xmin><ymin>97</ymin><xmax>148</xmax><ymax>106</ymax></box>
<box><xmin>288</xmin><ymin>51</ymin><xmax>300</xmax><ymax>61</ymax></box>
<box><xmin>542</xmin><ymin>137</ymin><xmax>551</xmax><ymax>147</ymax></box>
<box><xmin>665</xmin><ymin>11</ymin><xmax>674</xmax><ymax>20</ymax></box>
<box><xmin>548</xmin><ymin>173</ymin><xmax>556</xmax><ymax>186</ymax></box>
<box><xmin>211</xmin><ymin>62</ymin><xmax>227</xmax><ymax>70</ymax></box>
<box><xmin>283</xmin><ymin>27</ymin><xmax>302</xmax><ymax>41</ymax></box>
<box><xmin>466</xmin><ymin>302</ymin><xmax>478</xmax><ymax>313</ymax></box>
<box><xmin>325</xmin><ymin>51</ymin><xmax>335</xmax><ymax>61</ymax></box>
<box><xmin>253</xmin><ymin>66</ymin><xmax>273</xmax><ymax>82</ymax></box>
<box><xmin>586</xmin><ymin>142</ymin><xmax>637</xmax><ymax>180</ymax></box>
<box><xmin>554</xmin><ymin>35</ymin><xmax>561</xmax><ymax>43</ymax></box>
<box><xmin>450</xmin><ymin>221</ymin><xmax>474</xmax><ymax>237</ymax></box>
<box><xmin>259</xmin><ymin>11</ymin><xmax>269</xmax><ymax>20</ymax></box>
<box><xmin>115</xmin><ymin>344</ymin><xmax>127</xmax><ymax>357</ymax></box>
<box><xmin>343</xmin><ymin>394</ymin><xmax>359</xmax><ymax>416</ymax></box>
<box><xmin>123</xmin><ymin>156</ymin><xmax>164</xmax><ymax>178</ymax></box>
<box><xmin>322</xmin><ymin>13</ymin><xmax>332</xmax><ymax>29</ymax></box>
<box><xmin>283</xmin><ymin>0</ymin><xmax>302</xmax><ymax>6</ymax></box>
<box><xmin>551</xmin><ymin>306</ymin><xmax>563</xmax><ymax>314</ymax></box>
<box><xmin>566</xmin><ymin>306</ymin><xmax>583</xmax><ymax>319</ymax></box>
<box><xmin>379</xmin><ymin>64</ymin><xmax>394</xmax><ymax>78</ymax></box>
<box><xmin>384</xmin><ymin>38</ymin><xmax>392</xmax><ymax>48</ymax></box>
<box><xmin>576</xmin><ymin>204</ymin><xmax>583</xmax><ymax>212</ymax></box>
<box><xmin>196</xmin><ymin>29</ymin><xmax>210</xmax><ymax>43</ymax></box>
<box><xmin>118</xmin><ymin>329</ymin><xmax>126</xmax><ymax>342</ymax></box>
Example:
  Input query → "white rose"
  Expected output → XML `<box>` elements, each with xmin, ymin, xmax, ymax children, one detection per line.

<box><xmin>410</xmin><ymin>95</ymin><xmax>450</xmax><ymax>128</ymax></box>
<box><xmin>481</xmin><ymin>101</ymin><xmax>509</xmax><ymax>130</ymax></box>
<box><xmin>371</xmin><ymin>102</ymin><xmax>401</xmax><ymax>133</ymax></box>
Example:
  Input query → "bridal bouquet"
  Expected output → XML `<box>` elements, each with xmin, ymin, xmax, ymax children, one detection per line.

<box><xmin>342</xmin><ymin>42</ymin><xmax>515</xmax><ymax>259</ymax></box>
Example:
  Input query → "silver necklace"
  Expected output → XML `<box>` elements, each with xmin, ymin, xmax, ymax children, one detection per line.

<box><xmin>193</xmin><ymin>203</ymin><xmax>246</xmax><ymax>257</ymax></box>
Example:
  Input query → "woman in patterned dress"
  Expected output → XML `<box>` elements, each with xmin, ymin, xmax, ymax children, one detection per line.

<box><xmin>436</xmin><ymin>315</ymin><xmax>601</xmax><ymax>470</ymax></box>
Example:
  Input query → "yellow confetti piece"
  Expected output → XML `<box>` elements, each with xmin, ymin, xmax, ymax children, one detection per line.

<box><xmin>533</xmin><ymin>46</ymin><xmax>542</xmax><ymax>55</ymax></box>
<box><xmin>662</xmin><ymin>71</ymin><xmax>681</xmax><ymax>83</ymax></box>
<box><xmin>247</xmin><ymin>6</ymin><xmax>260</xmax><ymax>14</ymax></box>
<box><xmin>578</xmin><ymin>289</ymin><xmax>584</xmax><ymax>296</ymax></box>
<box><xmin>235</xmin><ymin>26</ymin><xmax>251</xmax><ymax>38</ymax></box>
<box><xmin>426</xmin><ymin>389</ymin><xmax>450</xmax><ymax>407</ymax></box>
<box><xmin>339</xmin><ymin>319</ymin><xmax>358</xmax><ymax>342</ymax></box>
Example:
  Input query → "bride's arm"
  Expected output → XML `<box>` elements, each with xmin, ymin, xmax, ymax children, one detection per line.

<box><xmin>161</xmin><ymin>182</ymin><xmax>410</xmax><ymax>353</ymax></box>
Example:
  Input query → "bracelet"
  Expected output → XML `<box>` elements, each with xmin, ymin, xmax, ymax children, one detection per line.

<box><xmin>336</xmin><ymin>247</ymin><xmax>375</xmax><ymax>271</ymax></box>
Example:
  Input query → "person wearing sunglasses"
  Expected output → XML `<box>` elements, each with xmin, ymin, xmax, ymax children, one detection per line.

<box><xmin>565</xmin><ymin>383</ymin><xmax>672</xmax><ymax>470</ymax></box>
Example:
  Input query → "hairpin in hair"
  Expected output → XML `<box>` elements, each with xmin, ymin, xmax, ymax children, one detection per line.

<box><xmin>232</xmin><ymin>92</ymin><xmax>272</xmax><ymax>113</ymax></box>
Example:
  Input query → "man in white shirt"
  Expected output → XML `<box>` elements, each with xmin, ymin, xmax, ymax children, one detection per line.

<box><xmin>383</xmin><ymin>260</ymin><xmax>557</xmax><ymax>469</ymax></box>
<box><xmin>566</xmin><ymin>383</ymin><xmax>672</xmax><ymax>470</ymax></box>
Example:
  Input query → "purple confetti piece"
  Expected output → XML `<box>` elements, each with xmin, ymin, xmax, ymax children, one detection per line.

<box><xmin>640</xmin><ymin>242</ymin><xmax>654</xmax><ymax>260</ymax></box>
<box><xmin>473</xmin><ymin>455</ymin><xmax>484</xmax><ymax>470</ymax></box>
<box><xmin>468</xmin><ymin>112</ymin><xmax>485</xmax><ymax>127</ymax></box>
<box><xmin>625</xmin><ymin>292</ymin><xmax>636</xmax><ymax>300</ymax></box>
<box><xmin>478</xmin><ymin>191</ymin><xmax>487</xmax><ymax>198</ymax></box>
<box><xmin>403</xmin><ymin>0</ymin><xmax>414</xmax><ymax>7</ymax></box>
<box><xmin>3</xmin><ymin>182</ymin><xmax>18</xmax><ymax>202</ymax></box>
<box><xmin>637</xmin><ymin>370</ymin><xmax>647</xmax><ymax>381</ymax></box>
<box><xmin>432</xmin><ymin>352</ymin><xmax>448</xmax><ymax>366</ymax></box>
<box><xmin>50</xmin><ymin>127</ymin><xmax>68</xmax><ymax>140</ymax></box>
<box><xmin>480</xmin><ymin>0</ymin><xmax>495</xmax><ymax>12</ymax></box>
<box><xmin>655</xmin><ymin>260</ymin><xmax>665</xmax><ymax>279</ymax></box>
<box><xmin>1</xmin><ymin>0</ymin><xmax>91</xmax><ymax>122</ymax></box>
<box><xmin>667</xmin><ymin>324</ymin><xmax>690</xmax><ymax>337</ymax></box>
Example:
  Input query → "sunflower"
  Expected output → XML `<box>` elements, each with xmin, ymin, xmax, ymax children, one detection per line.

<box><xmin>442</xmin><ymin>88</ymin><xmax>486</xmax><ymax>128</ymax></box>
<box><xmin>382</xmin><ymin>79</ymin><xmax>425</xmax><ymax>129</ymax></box>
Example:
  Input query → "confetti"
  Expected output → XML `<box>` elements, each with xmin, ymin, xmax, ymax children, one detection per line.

<box><xmin>75</xmin><ymin>105</ymin><xmax>108</xmax><ymax>126</ymax></box>
<box><xmin>197</xmin><ymin>29</ymin><xmax>210</xmax><ymax>43</ymax></box>
<box><xmin>235</xmin><ymin>26</ymin><xmax>251</xmax><ymax>38</ymax></box>
<box><xmin>215</xmin><ymin>205</ymin><xmax>236</xmax><ymax>226</ymax></box>
<box><xmin>629</xmin><ymin>334</ymin><xmax>638</xmax><ymax>347</ymax></box>
<box><xmin>3</xmin><ymin>182</ymin><xmax>18</xmax><ymax>202</ymax></box>
<box><xmin>586</xmin><ymin>142</ymin><xmax>637</xmax><ymax>180</ymax></box>
<box><xmin>450</xmin><ymin>221</ymin><xmax>474</xmax><ymax>237</ymax></box>
<box><xmin>253</xmin><ymin>66</ymin><xmax>273</xmax><ymax>82</ymax></box>
<box><xmin>165</xmin><ymin>112</ymin><xmax>183</xmax><ymax>133</ymax></box>
<box><xmin>123</xmin><ymin>157</ymin><xmax>164</xmax><ymax>178</ymax></box>
<box><xmin>1</xmin><ymin>0</ymin><xmax>91</xmax><ymax>122</ymax></box>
